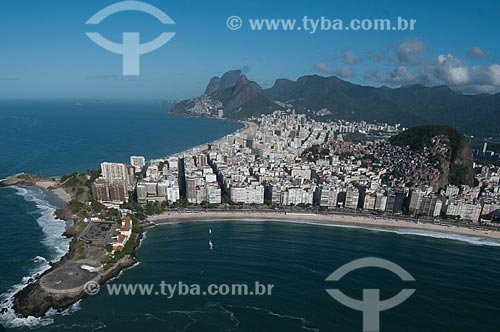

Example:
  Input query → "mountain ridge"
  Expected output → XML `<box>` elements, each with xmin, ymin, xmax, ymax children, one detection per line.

<box><xmin>171</xmin><ymin>70</ymin><xmax>500</xmax><ymax>136</ymax></box>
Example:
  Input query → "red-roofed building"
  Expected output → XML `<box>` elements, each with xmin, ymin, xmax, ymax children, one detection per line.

<box><xmin>112</xmin><ymin>234</ymin><xmax>127</xmax><ymax>251</ymax></box>
<box><xmin>120</xmin><ymin>216</ymin><xmax>132</xmax><ymax>237</ymax></box>
<box><xmin>112</xmin><ymin>244</ymin><xmax>124</xmax><ymax>251</ymax></box>
<box><xmin>110</xmin><ymin>216</ymin><xmax>134</xmax><ymax>252</ymax></box>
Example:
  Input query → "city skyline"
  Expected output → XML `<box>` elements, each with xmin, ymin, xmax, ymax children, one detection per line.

<box><xmin>87</xmin><ymin>111</ymin><xmax>493</xmax><ymax>227</ymax></box>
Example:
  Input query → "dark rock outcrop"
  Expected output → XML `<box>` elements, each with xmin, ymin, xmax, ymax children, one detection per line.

<box><xmin>0</xmin><ymin>174</ymin><xmax>41</xmax><ymax>187</ymax></box>
<box><xmin>13</xmin><ymin>255</ymin><xmax>136</xmax><ymax>318</ymax></box>
<box><xmin>204</xmin><ymin>70</ymin><xmax>242</xmax><ymax>95</ymax></box>
<box><xmin>210</xmin><ymin>74</ymin><xmax>278</xmax><ymax>118</ymax></box>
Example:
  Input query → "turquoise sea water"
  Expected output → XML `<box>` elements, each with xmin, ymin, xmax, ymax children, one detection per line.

<box><xmin>1</xmin><ymin>101</ymin><xmax>500</xmax><ymax>331</ymax></box>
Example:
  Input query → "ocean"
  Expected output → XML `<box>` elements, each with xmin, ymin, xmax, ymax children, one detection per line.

<box><xmin>0</xmin><ymin>100</ymin><xmax>242</xmax><ymax>329</ymax></box>
<box><xmin>1</xmin><ymin>101</ymin><xmax>500</xmax><ymax>331</ymax></box>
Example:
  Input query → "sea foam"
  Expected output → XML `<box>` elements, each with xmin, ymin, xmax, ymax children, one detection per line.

<box><xmin>0</xmin><ymin>186</ymin><xmax>71</xmax><ymax>329</ymax></box>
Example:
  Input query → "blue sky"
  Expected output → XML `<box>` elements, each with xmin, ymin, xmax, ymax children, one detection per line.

<box><xmin>0</xmin><ymin>0</ymin><xmax>499</xmax><ymax>99</ymax></box>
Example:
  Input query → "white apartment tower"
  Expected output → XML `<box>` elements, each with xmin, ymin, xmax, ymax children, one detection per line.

<box><xmin>130</xmin><ymin>156</ymin><xmax>146</xmax><ymax>173</ymax></box>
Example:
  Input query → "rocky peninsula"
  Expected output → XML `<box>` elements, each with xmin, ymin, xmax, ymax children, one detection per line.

<box><xmin>0</xmin><ymin>174</ymin><xmax>141</xmax><ymax>318</ymax></box>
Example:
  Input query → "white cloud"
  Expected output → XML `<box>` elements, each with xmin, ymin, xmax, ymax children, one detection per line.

<box><xmin>468</xmin><ymin>47</ymin><xmax>490</xmax><ymax>59</ymax></box>
<box><xmin>318</xmin><ymin>39</ymin><xmax>500</xmax><ymax>94</ymax></box>
<box><xmin>488</xmin><ymin>64</ymin><xmax>500</xmax><ymax>86</ymax></box>
<box><xmin>435</xmin><ymin>54</ymin><xmax>470</xmax><ymax>85</ymax></box>
<box><xmin>315</xmin><ymin>62</ymin><xmax>354</xmax><ymax>78</ymax></box>
<box><xmin>365</xmin><ymin>50</ymin><xmax>500</xmax><ymax>94</ymax></box>
<box><xmin>433</xmin><ymin>55</ymin><xmax>500</xmax><ymax>92</ymax></box>
<box><xmin>334</xmin><ymin>65</ymin><xmax>354</xmax><ymax>78</ymax></box>
<box><xmin>343</xmin><ymin>51</ymin><xmax>361</xmax><ymax>65</ymax></box>
<box><xmin>314</xmin><ymin>63</ymin><xmax>333</xmax><ymax>74</ymax></box>
<box><xmin>364</xmin><ymin>66</ymin><xmax>417</xmax><ymax>85</ymax></box>
<box><xmin>397</xmin><ymin>39</ymin><xmax>427</xmax><ymax>65</ymax></box>
<box><xmin>315</xmin><ymin>51</ymin><xmax>359</xmax><ymax>78</ymax></box>
<box><xmin>368</xmin><ymin>51</ymin><xmax>385</xmax><ymax>62</ymax></box>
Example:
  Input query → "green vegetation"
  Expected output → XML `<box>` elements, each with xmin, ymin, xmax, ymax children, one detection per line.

<box><xmin>342</xmin><ymin>132</ymin><xmax>367</xmax><ymax>143</ymax></box>
<box><xmin>221</xmin><ymin>193</ymin><xmax>235</xmax><ymax>205</ymax></box>
<box><xmin>60</xmin><ymin>173</ymin><xmax>82</xmax><ymax>190</ymax></box>
<box><xmin>59</xmin><ymin>170</ymin><xmax>106</xmax><ymax>217</ymax></box>
<box><xmin>390</xmin><ymin>125</ymin><xmax>474</xmax><ymax>186</ymax></box>
<box><xmin>442</xmin><ymin>214</ymin><xmax>461</xmax><ymax>221</ymax></box>
<box><xmin>390</xmin><ymin>125</ymin><xmax>467</xmax><ymax>157</ymax></box>
<box><xmin>77</xmin><ymin>240</ymin><xmax>86</xmax><ymax>259</ymax></box>
<box><xmin>480</xmin><ymin>214</ymin><xmax>500</xmax><ymax>223</ymax></box>
<box><xmin>68</xmin><ymin>200</ymin><xmax>86</xmax><ymax>214</ymax></box>
<box><xmin>55</xmin><ymin>170</ymin><xmax>145</xmax><ymax>273</ymax></box>
<box><xmin>77</xmin><ymin>222</ymin><xmax>87</xmax><ymax>232</ymax></box>
<box><xmin>296</xmin><ymin>203</ymin><xmax>312</xmax><ymax>208</ymax></box>
<box><xmin>449</xmin><ymin>164</ymin><xmax>471</xmax><ymax>186</ymax></box>
<box><xmin>124</xmin><ymin>196</ymin><xmax>186</xmax><ymax>216</ymax></box>
<box><xmin>200</xmin><ymin>201</ymin><xmax>220</xmax><ymax>209</ymax></box>
<box><xmin>144</xmin><ymin>201</ymin><xmax>167</xmax><ymax>215</ymax></box>
<box><xmin>301</xmin><ymin>144</ymin><xmax>330</xmax><ymax>162</ymax></box>
<box><xmin>102</xmin><ymin>233</ymin><xmax>138</xmax><ymax>270</ymax></box>
<box><xmin>169</xmin><ymin>197</ymin><xmax>188</xmax><ymax>208</ymax></box>
<box><xmin>18</xmin><ymin>173</ymin><xmax>41</xmax><ymax>182</ymax></box>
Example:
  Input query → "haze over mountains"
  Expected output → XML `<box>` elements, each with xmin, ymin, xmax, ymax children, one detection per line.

<box><xmin>172</xmin><ymin>70</ymin><xmax>500</xmax><ymax>137</ymax></box>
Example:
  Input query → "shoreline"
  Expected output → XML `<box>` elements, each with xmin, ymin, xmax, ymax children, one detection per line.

<box><xmin>0</xmin><ymin>174</ymin><xmax>140</xmax><ymax>321</ymax></box>
<box><xmin>33</xmin><ymin>180</ymin><xmax>72</xmax><ymax>204</ymax></box>
<box><xmin>9</xmin><ymin>228</ymin><xmax>140</xmax><ymax>319</ymax></box>
<box><xmin>167</xmin><ymin>118</ymin><xmax>252</xmax><ymax>159</ymax></box>
<box><xmin>0</xmin><ymin>112</ymin><xmax>498</xmax><ymax>325</ymax></box>
<box><xmin>0</xmin><ymin>116</ymin><xmax>249</xmax><ymax>322</ymax></box>
<box><xmin>148</xmin><ymin>210</ymin><xmax>500</xmax><ymax>242</ymax></box>
<box><xmin>0</xmin><ymin>174</ymin><xmax>72</xmax><ymax>204</ymax></box>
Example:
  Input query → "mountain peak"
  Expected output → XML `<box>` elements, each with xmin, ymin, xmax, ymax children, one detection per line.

<box><xmin>204</xmin><ymin>70</ymin><xmax>242</xmax><ymax>95</ymax></box>
<box><xmin>237</xmin><ymin>74</ymin><xmax>249</xmax><ymax>83</ymax></box>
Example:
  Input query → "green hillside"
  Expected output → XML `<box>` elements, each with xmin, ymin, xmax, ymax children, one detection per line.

<box><xmin>389</xmin><ymin>125</ymin><xmax>474</xmax><ymax>186</ymax></box>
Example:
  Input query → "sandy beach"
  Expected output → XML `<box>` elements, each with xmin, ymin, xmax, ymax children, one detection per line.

<box><xmin>35</xmin><ymin>180</ymin><xmax>72</xmax><ymax>203</ymax></box>
<box><xmin>148</xmin><ymin>210</ymin><xmax>500</xmax><ymax>242</ymax></box>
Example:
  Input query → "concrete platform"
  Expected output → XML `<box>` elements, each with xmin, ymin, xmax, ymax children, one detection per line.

<box><xmin>40</xmin><ymin>260</ymin><xmax>100</xmax><ymax>293</ymax></box>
